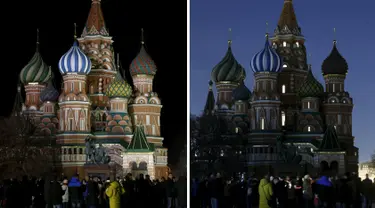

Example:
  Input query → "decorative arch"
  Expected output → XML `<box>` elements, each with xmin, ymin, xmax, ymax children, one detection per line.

<box><xmin>330</xmin><ymin>161</ymin><xmax>339</xmax><ymax>174</ymax></box>
<box><xmin>129</xmin><ymin>161</ymin><xmax>137</xmax><ymax>170</ymax></box>
<box><xmin>79</xmin><ymin>110</ymin><xmax>85</xmax><ymax>131</ymax></box>
<box><xmin>149</xmin><ymin>97</ymin><xmax>161</xmax><ymax>105</ymax></box>
<box><xmin>341</xmin><ymin>98</ymin><xmax>351</xmax><ymax>104</ymax></box>
<box><xmin>303</xmin><ymin>125</ymin><xmax>315</xmax><ymax>132</ymax></box>
<box><xmin>328</xmin><ymin>96</ymin><xmax>339</xmax><ymax>103</ymax></box>
<box><xmin>138</xmin><ymin>161</ymin><xmax>148</xmax><ymax>170</ymax></box>
<box><xmin>135</xmin><ymin>96</ymin><xmax>148</xmax><ymax>104</ymax></box>
<box><xmin>68</xmin><ymin>109</ymin><xmax>74</xmax><ymax>131</ymax></box>
<box><xmin>320</xmin><ymin>161</ymin><xmax>329</xmax><ymax>172</ymax></box>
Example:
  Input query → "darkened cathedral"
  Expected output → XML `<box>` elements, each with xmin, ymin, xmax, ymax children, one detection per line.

<box><xmin>191</xmin><ymin>0</ymin><xmax>357</xmax><ymax>177</ymax></box>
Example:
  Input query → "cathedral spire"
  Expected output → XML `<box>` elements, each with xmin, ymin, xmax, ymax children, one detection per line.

<box><xmin>276</xmin><ymin>0</ymin><xmax>300</xmax><ymax>35</ymax></box>
<box><xmin>203</xmin><ymin>80</ymin><xmax>215</xmax><ymax>116</ymax></box>
<box><xmin>82</xmin><ymin>0</ymin><xmax>109</xmax><ymax>37</ymax></box>
<box><xmin>228</xmin><ymin>28</ymin><xmax>232</xmax><ymax>46</ymax></box>
<box><xmin>11</xmin><ymin>79</ymin><xmax>24</xmax><ymax>117</ymax></box>
<box><xmin>141</xmin><ymin>28</ymin><xmax>145</xmax><ymax>45</ymax></box>
<box><xmin>36</xmin><ymin>28</ymin><xmax>40</xmax><ymax>52</ymax></box>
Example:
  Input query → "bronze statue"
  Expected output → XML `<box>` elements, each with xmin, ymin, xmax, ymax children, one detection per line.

<box><xmin>85</xmin><ymin>137</ymin><xmax>111</xmax><ymax>165</ymax></box>
<box><xmin>276</xmin><ymin>135</ymin><xmax>302</xmax><ymax>164</ymax></box>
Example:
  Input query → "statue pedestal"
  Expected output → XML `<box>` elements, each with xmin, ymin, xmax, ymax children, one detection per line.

<box><xmin>272</xmin><ymin>162</ymin><xmax>317</xmax><ymax>177</ymax></box>
<box><xmin>83</xmin><ymin>164</ymin><xmax>114</xmax><ymax>180</ymax></box>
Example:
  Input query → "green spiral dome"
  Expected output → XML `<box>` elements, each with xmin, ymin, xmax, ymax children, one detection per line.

<box><xmin>106</xmin><ymin>71</ymin><xmax>132</xmax><ymax>98</ymax></box>
<box><xmin>19</xmin><ymin>49</ymin><xmax>50</xmax><ymax>84</ymax></box>
<box><xmin>297</xmin><ymin>66</ymin><xmax>324</xmax><ymax>98</ymax></box>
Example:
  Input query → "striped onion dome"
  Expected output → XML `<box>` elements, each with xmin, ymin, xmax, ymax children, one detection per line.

<box><xmin>106</xmin><ymin>70</ymin><xmax>132</xmax><ymax>98</ymax></box>
<box><xmin>40</xmin><ymin>73</ymin><xmax>59</xmax><ymax>102</ymax></box>
<box><xmin>251</xmin><ymin>34</ymin><xmax>282</xmax><ymax>73</ymax></box>
<box><xmin>211</xmin><ymin>42</ymin><xmax>245</xmax><ymax>83</ymax></box>
<box><xmin>130</xmin><ymin>45</ymin><xmax>157</xmax><ymax>76</ymax></box>
<box><xmin>297</xmin><ymin>65</ymin><xmax>324</xmax><ymax>98</ymax></box>
<box><xmin>19</xmin><ymin>47</ymin><xmax>51</xmax><ymax>84</ymax></box>
<box><xmin>58</xmin><ymin>41</ymin><xmax>91</xmax><ymax>75</ymax></box>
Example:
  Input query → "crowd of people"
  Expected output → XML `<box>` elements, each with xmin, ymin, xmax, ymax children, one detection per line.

<box><xmin>191</xmin><ymin>172</ymin><xmax>375</xmax><ymax>208</ymax></box>
<box><xmin>0</xmin><ymin>173</ymin><xmax>187</xmax><ymax>208</ymax></box>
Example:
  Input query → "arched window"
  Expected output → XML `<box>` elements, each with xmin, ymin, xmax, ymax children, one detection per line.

<box><xmin>282</xmin><ymin>85</ymin><xmax>286</xmax><ymax>94</ymax></box>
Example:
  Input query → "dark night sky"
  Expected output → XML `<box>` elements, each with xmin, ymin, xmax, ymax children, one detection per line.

<box><xmin>191</xmin><ymin>0</ymin><xmax>375</xmax><ymax>162</ymax></box>
<box><xmin>2</xmin><ymin>0</ymin><xmax>187</xmax><ymax>165</ymax></box>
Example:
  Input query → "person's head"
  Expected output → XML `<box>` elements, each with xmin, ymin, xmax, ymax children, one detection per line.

<box><xmin>63</xmin><ymin>179</ymin><xmax>68</xmax><ymax>185</ymax></box>
<box><xmin>168</xmin><ymin>173</ymin><xmax>173</xmax><ymax>179</ymax></box>
<box><xmin>160</xmin><ymin>177</ymin><xmax>165</xmax><ymax>182</ymax></box>
<box><xmin>365</xmin><ymin>174</ymin><xmax>369</xmax><ymax>179</ymax></box>
<box><xmin>216</xmin><ymin>173</ymin><xmax>221</xmax><ymax>178</ymax></box>
<box><xmin>82</xmin><ymin>179</ymin><xmax>87</xmax><ymax>185</ymax></box>
<box><xmin>286</xmin><ymin>176</ymin><xmax>291</xmax><ymax>182</ymax></box>
<box><xmin>273</xmin><ymin>177</ymin><xmax>279</xmax><ymax>184</ymax></box>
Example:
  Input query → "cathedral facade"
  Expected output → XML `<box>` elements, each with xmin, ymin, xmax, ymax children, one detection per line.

<box><xmin>200</xmin><ymin>0</ymin><xmax>357</xmax><ymax>175</ymax></box>
<box><xmin>14</xmin><ymin>0</ymin><xmax>168</xmax><ymax>179</ymax></box>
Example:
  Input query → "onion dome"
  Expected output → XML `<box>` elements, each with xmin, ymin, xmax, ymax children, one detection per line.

<box><xmin>233</xmin><ymin>81</ymin><xmax>252</xmax><ymax>101</ymax></box>
<box><xmin>321</xmin><ymin>40</ymin><xmax>348</xmax><ymax>75</ymax></box>
<box><xmin>20</xmin><ymin>30</ymin><xmax>51</xmax><ymax>84</ymax></box>
<box><xmin>297</xmin><ymin>65</ymin><xmax>324</xmax><ymax>98</ymax></box>
<box><xmin>130</xmin><ymin>29</ymin><xmax>157</xmax><ymax>76</ymax></box>
<box><xmin>40</xmin><ymin>71</ymin><xmax>59</xmax><ymax>102</ymax></box>
<box><xmin>106</xmin><ymin>70</ymin><xmax>132</xmax><ymax>98</ymax></box>
<box><xmin>58</xmin><ymin>41</ymin><xmax>91</xmax><ymax>75</ymax></box>
<box><xmin>251</xmin><ymin>34</ymin><xmax>283</xmax><ymax>73</ymax></box>
<box><xmin>211</xmin><ymin>40</ymin><xmax>245</xmax><ymax>83</ymax></box>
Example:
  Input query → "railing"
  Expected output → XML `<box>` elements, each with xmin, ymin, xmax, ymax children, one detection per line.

<box><xmin>59</xmin><ymin>154</ymin><xmax>86</xmax><ymax>162</ymax></box>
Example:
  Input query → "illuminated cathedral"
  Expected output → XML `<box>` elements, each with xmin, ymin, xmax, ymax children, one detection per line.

<box><xmin>13</xmin><ymin>0</ymin><xmax>168</xmax><ymax>178</ymax></box>
<box><xmin>198</xmin><ymin>0</ymin><xmax>357</xmax><ymax>175</ymax></box>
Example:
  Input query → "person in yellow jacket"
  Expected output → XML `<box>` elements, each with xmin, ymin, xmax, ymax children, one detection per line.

<box><xmin>105</xmin><ymin>180</ymin><xmax>125</xmax><ymax>208</ymax></box>
<box><xmin>258</xmin><ymin>177</ymin><xmax>273</xmax><ymax>208</ymax></box>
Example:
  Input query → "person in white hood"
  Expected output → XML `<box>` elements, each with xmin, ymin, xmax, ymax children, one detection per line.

<box><xmin>61</xmin><ymin>179</ymin><xmax>69</xmax><ymax>208</ymax></box>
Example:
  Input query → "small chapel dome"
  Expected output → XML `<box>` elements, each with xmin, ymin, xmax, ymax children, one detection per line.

<box><xmin>233</xmin><ymin>81</ymin><xmax>252</xmax><ymax>101</ymax></box>
<box><xmin>106</xmin><ymin>71</ymin><xmax>132</xmax><ymax>98</ymax></box>
<box><xmin>297</xmin><ymin>65</ymin><xmax>324</xmax><ymax>98</ymax></box>
<box><xmin>40</xmin><ymin>72</ymin><xmax>59</xmax><ymax>102</ymax></box>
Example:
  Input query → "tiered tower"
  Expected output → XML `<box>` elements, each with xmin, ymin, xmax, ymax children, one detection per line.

<box><xmin>270</xmin><ymin>0</ymin><xmax>308</xmax><ymax>124</ymax></box>
<box><xmin>105</xmin><ymin>56</ymin><xmax>133</xmax><ymax>134</ymax></box>
<box><xmin>77</xmin><ymin>0</ymin><xmax>116</xmax><ymax>131</ymax></box>
<box><xmin>296</xmin><ymin>65</ymin><xmax>324</xmax><ymax>133</ymax></box>
<box><xmin>56</xmin><ymin>33</ymin><xmax>92</xmax><ymax>174</ymax></box>
<box><xmin>211</xmin><ymin>29</ymin><xmax>245</xmax><ymax>115</ymax></box>
<box><xmin>248</xmin><ymin>33</ymin><xmax>283</xmax><ymax>164</ymax></box>
<box><xmin>39</xmin><ymin>71</ymin><xmax>60</xmax><ymax>136</ymax></box>
<box><xmin>19</xmin><ymin>29</ymin><xmax>51</xmax><ymax>120</ymax></box>
<box><xmin>321</xmin><ymin>39</ymin><xmax>356</xmax><ymax>171</ymax></box>
<box><xmin>128</xmin><ymin>30</ymin><xmax>163</xmax><ymax>145</ymax></box>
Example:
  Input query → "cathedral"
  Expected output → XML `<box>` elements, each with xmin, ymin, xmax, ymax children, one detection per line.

<box><xmin>12</xmin><ymin>0</ymin><xmax>169</xmax><ymax>179</ymax></box>
<box><xmin>200</xmin><ymin>0</ymin><xmax>357</xmax><ymax>175</ymax></box>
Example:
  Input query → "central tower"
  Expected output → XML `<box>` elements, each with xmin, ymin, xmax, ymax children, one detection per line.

<box><xmin>270</xmin><ymin>0</ymin><xmax>308</xmax><ymax>124</ymax></box>
<box><xmin>77</xmin><ymin>0</ymin><xmax>116</xmax><ymax>132</ymax></box>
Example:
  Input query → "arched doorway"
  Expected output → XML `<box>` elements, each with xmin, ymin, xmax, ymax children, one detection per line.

<box><xmin>320</xmin><ymin>161</ymin><xmax>329</xmax><ymax>173</ymax></box>
<box><xmin>130</xmin><ymin>161</ymin><xmax>148</xmax><ymax>178</ymax></box>
<box><xmin>330</xmin><ymin>161</ymin><xmax>339</xmax><ymax>175</ymax></box>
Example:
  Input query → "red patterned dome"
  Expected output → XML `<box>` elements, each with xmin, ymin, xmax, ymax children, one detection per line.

<box><xmin>129</xmin><ymin>45</ymin><xmax>157</xmax><ymax>76</ymax></box>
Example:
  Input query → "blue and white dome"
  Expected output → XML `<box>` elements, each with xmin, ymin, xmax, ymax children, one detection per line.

<box><xmin>250</xmin><ymin>35</ymin><xmax>282</xmax><ymax>73</ymax></box>
<box><xmin>58</xmin><ymin>41</ymin><xmax>91</xmax><ymax>75</ymax></box>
